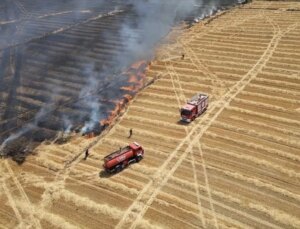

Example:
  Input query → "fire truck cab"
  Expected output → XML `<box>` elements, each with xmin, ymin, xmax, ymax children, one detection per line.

<box><xmin>180</xmin><ymin>93</ymin><xmax>208</xmax><ymax>123</ymax></box>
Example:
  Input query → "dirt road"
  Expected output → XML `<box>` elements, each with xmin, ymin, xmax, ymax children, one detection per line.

<box><xmin>1</xmin><ymin>1</ymin><xmax>300</xmax><ymax>228</ymax></box>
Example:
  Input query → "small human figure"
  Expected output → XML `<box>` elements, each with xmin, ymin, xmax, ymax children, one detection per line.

<box><xmin>181</xmin><ymin>53</ymin><xmax>185</xmax><ymax>60</ymax></box>
<box><xmin>120</xmin><ymin>147</ymin><xmax>122</xmax><ymax>152</ymax></box>
<box><xmin>84</xmin><ymin>149</ymin><xmax>89</xmax><ymax>160</ymax></box>
<box><xmin>128</xmin><ymin>128</ymin><xmax>133</xmax><ymax>138</ymax></box>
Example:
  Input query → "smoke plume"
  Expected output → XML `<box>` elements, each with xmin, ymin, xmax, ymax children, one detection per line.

<box><xmin>0</xmin><ymin>0</ymin><xmax>244</xmax><ymax>154</ymax></box>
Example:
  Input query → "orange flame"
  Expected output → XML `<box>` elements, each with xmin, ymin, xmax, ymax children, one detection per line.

<box><xmin>124</xmin><ymin>94</ymin><xmax>133</xmax><ymax>101</ymax></box>
<box><xmin>128</xmin><ymin>74</ymin><xmax>138</xmax><ymax>83</ymax></box>
<box><xmin>120</xmin><ymin>85</ymin><xmax>135</xmax><ymax>91</ymax></box>
<box><xmin>122</xmin><ymin>60</ymin><xmax>147</xmax><ymax>93</ymax></box>
<box><xmin>100</xmin><ymin>100</ymin><xmax>124</xmax><ymax>126</ymax></box>
<box><xmin>99</xmin><ymin>60</ymin><xmax>148</xmax><ymax>127</ymax></box>
<box><xmin>86</xmin><ymin>132</ymin><xmax>95</xmax><ymax>139</ymax></box>
<box><xmin>130</xmin><ymin>60</ymin><xmax>147</xmax><ymax>70</ymax></box>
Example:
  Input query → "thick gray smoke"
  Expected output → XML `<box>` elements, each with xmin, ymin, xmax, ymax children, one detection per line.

<box><xmin>117</xmin><ymin>0</ymin><xmax>244</xmax><ymax>63</ymax></box>
<box><xmin>79</xmin><ymin>63</ymin><xmax>102</xmax><ymax>133</ymax></box>
<box><xmin>0</xmin><ymin>0</ymin><xmax>244</xmax><ymax>153</ymax></box>
<box><xmin>0</xmin><ymin>69</ymin><xmax>64</xmax><ymax>155</ymax></box>
<box><xmin>0</xmin><ymin>104</ymin><xmax>53</xmax><ymax>155</ymax></box>
<box><xmin>79</xmin><ymin>0</ymin><xmax>200</xmax><ymax>132</ymax></box>
<box><xmin>0</xmin><ymin>123</ymin><xmax>33</xmax><ymax>154</ymax></box>
<box><xmin>118</xmin><ymin>0</ymin><xmax>198</xmax><ymax>63</ymax></box>
<box><xmin>62</xmin><ymin>0</ymin><xmax>244</xmax><ymax>133</ymax></box>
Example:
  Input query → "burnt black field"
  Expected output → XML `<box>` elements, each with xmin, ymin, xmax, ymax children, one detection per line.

<box><xmin>0</xmin><ymin>0</ymin><xmax>244</xmax><ymax>159</ymax></box>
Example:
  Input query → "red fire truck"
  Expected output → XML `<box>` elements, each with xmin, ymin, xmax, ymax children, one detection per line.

<box><xmin>180</xmin><ymin>93</ymin><xmax>208</xmax><ymax>123</ymax></box>
<box><xmin>103</xmin><ymin>142</ymin><xmax>144</xmax><ymax>173</ymax></box>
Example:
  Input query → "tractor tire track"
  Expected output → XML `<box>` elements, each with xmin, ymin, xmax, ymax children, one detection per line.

<box><xmin>3</xmin><ymin>160</ymin><xmax>42</xmax><ymax>228</ymax></box>
<box><xmin>166</xmin><ymin>56</ymin><xmax>207</xmax><ymax>228</ymax></box>
<box><xmin>189</xmin><ymin>149</ymin><xmax>207</xmax><ymax>228</ymax></box>
<box><xmin>196</xmin><ymin>142</ymin><xmax>219</xmax><ymax>229</ymax></box>
<box><xmin>37</xmin><ymin>133</ymin><xmax>110</xmax><ymax>211</ymax></box>
<box><xmin>2</xmin><ymin>182</ymin><xmax>24</xmax><ymax>226</ymax></box>
<box><xmin>0</xmin><ymin>161</ymin><xmax>24</xmax><ymax>227</ymax></box>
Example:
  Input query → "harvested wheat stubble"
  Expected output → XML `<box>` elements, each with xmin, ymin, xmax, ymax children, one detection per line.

<box><xmin>1</xmin><ymin>1</ymin><xmax>300</xmax><ymax>228</ymax></box>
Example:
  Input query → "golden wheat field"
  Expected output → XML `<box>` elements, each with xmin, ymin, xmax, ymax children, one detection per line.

<box><xmin>1</xmin><ymin>1</ymin><xmax>300</xmax><ymax>228</ymax></box>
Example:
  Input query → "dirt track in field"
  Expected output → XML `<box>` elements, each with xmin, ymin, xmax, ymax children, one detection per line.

<box><xmin>1</xmin><ymin>1</ymin><xmax>300</xmax><ymax>228</ymax></box>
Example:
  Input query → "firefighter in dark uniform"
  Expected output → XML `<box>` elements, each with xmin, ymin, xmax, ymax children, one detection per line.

<box><xmin>128</xmin><ymin>128</ymin><xmax>133</xmax><ymax>138</ymax></box>
<box><xmin>84</xmin><ymin>149</ymin><xmax>89</xmax><ymax>160</ymax></box>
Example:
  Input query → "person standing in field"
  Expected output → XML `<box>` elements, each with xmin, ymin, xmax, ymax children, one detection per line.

<box><xmin>128</xmin><ymin>128</ymin><xmax>133</xmax><ymax>138</ymax></box>
<box><xmin>84</xmin><ymin>149</ymin><xmax>89</xmax><ymax>160</ymax></box>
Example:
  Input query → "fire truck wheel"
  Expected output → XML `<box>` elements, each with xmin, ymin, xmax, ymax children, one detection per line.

<box><xmin>136</xmin><ymin>156</ymin><xmax>143</xmax><ymax>162</ymax></box>
<box><xmin>116</xmin><ymin>165</ymin><xmax>122</xmax><ymax>172</ymax></box>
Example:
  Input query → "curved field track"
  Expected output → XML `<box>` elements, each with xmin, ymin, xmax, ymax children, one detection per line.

<box><xmin>1</xmin><ymin>1</ymin><xmax>300</xmax><ymax>228</ymax></box>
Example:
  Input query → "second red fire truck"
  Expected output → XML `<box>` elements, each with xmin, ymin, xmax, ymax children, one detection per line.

<box><xmin>180</xmin><ymin>93</ymin><xmax>208</xmax><ymax>123</ymax></box>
